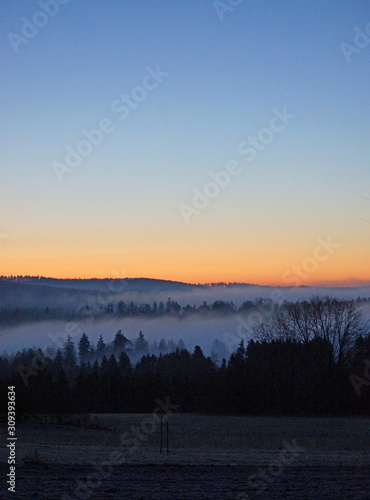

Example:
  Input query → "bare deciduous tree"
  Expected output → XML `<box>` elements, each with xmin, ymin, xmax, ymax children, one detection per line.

<box><xmin>252</xmin><ymin>297</ymin><xmax>368</xmax><ymax>368</ymax></box>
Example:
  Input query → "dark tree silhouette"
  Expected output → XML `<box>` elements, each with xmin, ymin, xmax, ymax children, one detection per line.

<box><xmin>78</xmin><ymin>333</ymin><xmax>91</xmax><ymax>363</ymax></box>
<box><xmin>134</xmin><ymin>331</ymin><xmax>149</xmax><ymax>353</ymax></box>
<box><xmin>62</xmin><ymin>336</ymin><xmax>77</xmax><ymax>371</ymax></box>
<box><xmin>113</xmin><ymin>330</ymin><xmax>132</xmax><ymax>353</ymax></box>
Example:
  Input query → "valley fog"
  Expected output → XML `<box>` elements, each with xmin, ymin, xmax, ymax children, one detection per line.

<box><xmin>1</xmin><ymin>279</ymin><xmax>370</xmax><ymax>359</ymax></box>
<box><xmin>0</xmin><ymin>315</ymin><xmax>249</xmax><ymax>359</ymax></box>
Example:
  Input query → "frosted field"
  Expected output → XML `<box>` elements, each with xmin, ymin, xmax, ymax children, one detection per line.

<box><xmin>1</xmin><ymin>415</ymin><xmax>369</xmax><ymax>499</ymax></box>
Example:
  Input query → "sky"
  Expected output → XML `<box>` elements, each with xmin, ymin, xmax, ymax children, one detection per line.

<box><xmin>0</xmin><ymin>0</ymin><xmax>369</xmax><ymax>285</ymax></box>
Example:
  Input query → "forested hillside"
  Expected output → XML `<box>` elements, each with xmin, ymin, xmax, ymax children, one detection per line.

<box><xmin>1</xmin><ymin>298</ymin><xmax>369</xmax><ymax>418</ymax></box>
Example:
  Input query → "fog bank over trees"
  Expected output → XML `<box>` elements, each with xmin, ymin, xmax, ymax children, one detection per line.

<box><xmin>1</xmin><ymin>298</ymin><xmax>369</xmax><ymax>417</ymax></box>
<box><xmin>1</xmin><ymin>277</ymin><xmax>370</xmax><ymax>356</ymax></box>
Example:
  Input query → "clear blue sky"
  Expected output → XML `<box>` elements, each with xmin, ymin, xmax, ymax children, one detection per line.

<box><xmin>1</xmin><ymin>0</ymin><xmax>369</xmax><ymax>283</ymax></box>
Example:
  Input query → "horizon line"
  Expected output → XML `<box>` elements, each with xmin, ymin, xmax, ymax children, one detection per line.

<box><xmin>1</xmin><ymin>275</ymin><xmax>370</xmax><ymax>289</ymax></box>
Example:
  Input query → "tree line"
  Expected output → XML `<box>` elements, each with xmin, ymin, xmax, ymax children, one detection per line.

<box><xmin>3</xmin><ymin>296</ymin><xmax>370</xmax><ymax>328</ymax></box>
<box><xmin>0</xmin><ymin>298</ymin><xmax>261</xmax><ymax>327</ymax></box>
<box><xmin>0</xmin><ymin>297</ymin><xmax>369</xmax><ymax>418</ymax></box>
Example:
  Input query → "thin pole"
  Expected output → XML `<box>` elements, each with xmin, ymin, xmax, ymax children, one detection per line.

<box><xmin>159</xmin><ymin>412</ymin><xmax>163</xmax><ymax>454</ymax></box>
<box><xmin>166</xmin><ymin>421</ymin><xmax>169</xmax><ymax>454</ymax></box>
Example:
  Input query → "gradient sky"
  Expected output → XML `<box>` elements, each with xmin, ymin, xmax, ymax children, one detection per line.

<box><xmin>1</xmin><ymin>0</ymin><xmax>369</xmax><ymax>284</ymax></box>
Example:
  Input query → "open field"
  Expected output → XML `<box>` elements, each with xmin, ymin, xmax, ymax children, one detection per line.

<box><xmin>1</xmin><ymin>415</ymin><xmax>369</xmax><ymax>498</ymax></box>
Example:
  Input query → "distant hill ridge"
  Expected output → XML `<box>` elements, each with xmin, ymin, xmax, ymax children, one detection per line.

<box><xmin>0</xmin><ymin>276</ymin><xmax>259</xmax><ymax>311</ymax></box>
<box><xmin>0</xmin><ymin>276</ymin><xmax>258</xmax><ymax>291</ymax></box>
<box><xmin>0</xmin><ymin>276</ymin><xmax>370</xmax><ymax>326</ymax></box>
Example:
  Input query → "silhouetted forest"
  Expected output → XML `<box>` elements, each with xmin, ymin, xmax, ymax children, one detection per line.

<box><xmin>2</xmin><ymin>275</ymin><xmax>370</xmax><ymax>329</ymax></box>
<box><xmin>2</xmin><ymin>292</ymin><xmax>370</xmax><ymax>327</ymax></box>
<box><xmin>1</xmin><ymin>298</ymin><xmax>369</xmax><ymax>418</ymax></box>
<box><xmin>0</xmin><ymin>297</ymin><xmax>246</xmax><ymax>326</ymax></box>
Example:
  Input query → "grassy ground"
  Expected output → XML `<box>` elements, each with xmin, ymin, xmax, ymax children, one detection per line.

<box><xmin>0</xmin><ymin>415</ymin><xmax>369</xmax><ymax>499</ymax></box>
<box><xmin>1</xmin><ymin>415</ymin><xmax>370</xmax><ymax>457</ymax></box>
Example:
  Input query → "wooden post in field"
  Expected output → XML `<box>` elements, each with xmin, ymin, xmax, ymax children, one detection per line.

<box><xmin>166</xmin><ymin>420</ymin><xmax>169</xmax><ymax>454</ymax></box>
<box><xmin>160</xmin><ymin>411</ymin><xmax>163</xmax><ymax>454</ymax></box>
<box><xmin>159</xmin><ymin>410</ymin><xmax>169</xmax><ymax>454</ymax></box>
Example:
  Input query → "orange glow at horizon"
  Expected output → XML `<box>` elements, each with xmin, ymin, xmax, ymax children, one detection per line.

<box><xmin>1</xmin><ymin>247</ymin><xmax>369</xmax><ymax>286</ymax></box>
